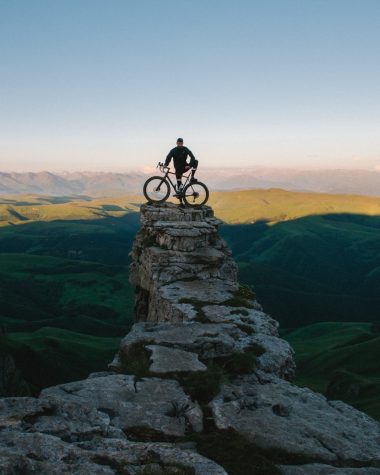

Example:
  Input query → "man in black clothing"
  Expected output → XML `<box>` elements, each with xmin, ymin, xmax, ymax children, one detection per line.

<box><xmin>164</xmin><ymin>138</ymin><xmax>198</xmax><ymax>191</ymax></box>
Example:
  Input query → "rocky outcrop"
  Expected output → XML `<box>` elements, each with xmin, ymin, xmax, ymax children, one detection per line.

<box><xmin>1</xmin><ymin>202</ymin><xmax>380</xmax><ymax>474</ymax></box>
<box><xmin>0</xmin><ymin>375</ymin><xmax>226</xmax><ymax>474</ymax></box>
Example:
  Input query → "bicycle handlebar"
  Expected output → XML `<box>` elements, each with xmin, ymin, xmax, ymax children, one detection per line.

<box><xmin>157</xmin><ymin>162</ymin><xmax>169</xmax><ymax>172</ymax></box>
<box><xmin>156</xmin><ymin>161</ymin><xmax>194</xmax><ymax>174</ymax></box>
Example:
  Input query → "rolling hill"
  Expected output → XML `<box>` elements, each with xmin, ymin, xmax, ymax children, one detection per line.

<box><xmin>0</xmin><ymin>189</ymin><xmax>379</xmax><ymax>408</ymax></box>
<box><xmin>221</xmin><ymin>212</ymin><xmax>380</xmax><ymax>327</ymax></box>
<box><xmin>283</xmin><ymin>322</ymin><xmax>380</xmax><ymax>420</ymax></box>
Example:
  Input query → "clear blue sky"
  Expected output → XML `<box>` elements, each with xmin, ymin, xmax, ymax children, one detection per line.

<box><xmin>1</xmin><ymin>0</ymin><xmax>380</xmax><ymax>171</ymax></box>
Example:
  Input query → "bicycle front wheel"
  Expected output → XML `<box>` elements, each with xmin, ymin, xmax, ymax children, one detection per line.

<box><xmin>143</xmin><ymin>176</ymin><xmax>170</xmax><ymax>203</ymax></box>
<box><xmin>183</xmin><ymin>182</ymin><xmax>209</xmax><ymax>207</ymax></box>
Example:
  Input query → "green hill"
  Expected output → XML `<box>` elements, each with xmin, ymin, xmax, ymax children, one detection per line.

<box><xmin>0</xmin><ymin>252</ymin><xmax>134</xmax><ymax>335</ymax></box>
<box><xmin>1</xmin><ymin>190</ymin><xmax>379</xmax><ymax>407</ymax></box>
<box><xmin>1</xmin><ymin>327</ymin><xmax>119</xmax><ymax>395</ymax></box>
<box><xmin>221</xmin><ymin>213</ymin><xmax>380</xmax><ymax>327</ymax></box>
<box><xmin>283</xmin><ymin>322</ymin><xmax>380</xmax><ymax>420</ymax></box>
<box><xmin>210</xmin><ymin>188</ymin><xmax>380</xmax><ymax>224</ymax></box>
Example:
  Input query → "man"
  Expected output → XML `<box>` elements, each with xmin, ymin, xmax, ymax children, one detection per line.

<box><xmin>164</xmin><ymin>138</ymin><xmax>198</xmax><ymax>192</ymax></box>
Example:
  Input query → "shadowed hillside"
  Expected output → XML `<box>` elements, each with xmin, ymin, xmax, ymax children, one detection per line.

<box><xmin>1</xmin><ymin>191</ymin><xmax>379</xmax><ymax>407</ymax></box>
<box><xmin>221</xmin><ymin>213</ymin><xmax>380</xmax><ymax>327</ymax></box>
<box><xmin>283</xmin><ymin>322</ymin><xmax>380</xmax><ymax>420</ymax></box>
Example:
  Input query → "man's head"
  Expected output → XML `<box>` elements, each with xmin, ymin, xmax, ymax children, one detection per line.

<box><xmin>176</xmin><ymin>138</ymin><xmax>184</xmax><ymax>147</ymax></box>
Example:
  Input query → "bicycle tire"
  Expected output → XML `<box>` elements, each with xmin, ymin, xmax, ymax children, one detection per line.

<box><xmin>183</xmin><ymin>181</ymin><xmax>209</xmax><ymax>207</ymax></box>
<box><xmin>143</xmin><ymin>176</ymin><xmax>171</xmax><ymax>203</ymax></box>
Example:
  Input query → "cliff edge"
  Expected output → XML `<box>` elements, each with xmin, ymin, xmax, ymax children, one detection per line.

<box><xmin>1</xmin><ymin>203</ymin><xmax>380</xmax><ymax>474</ymax></box>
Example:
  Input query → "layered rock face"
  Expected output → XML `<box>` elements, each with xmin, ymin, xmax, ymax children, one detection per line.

<box><xmin>1</xmin><ymin>203</ymin><xmax>380</xmax><ymax>474</ymax></box>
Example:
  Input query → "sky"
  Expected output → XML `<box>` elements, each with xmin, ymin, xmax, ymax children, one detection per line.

<box><xmin>0</xmin><ymin>0</ymin><xmax>380</xmax><ymax>172</ymax></box>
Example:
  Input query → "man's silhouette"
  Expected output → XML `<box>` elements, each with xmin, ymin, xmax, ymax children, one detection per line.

<box><xmin>164</xmin><ymin>138</ymin><xmax>198</xmax><ymax>191</ymax></box>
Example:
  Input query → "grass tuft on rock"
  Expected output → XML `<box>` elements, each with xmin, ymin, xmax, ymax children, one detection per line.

<box><xmin>191</xmin><ymin>428</ymin><xmax>282</xmax><ymax>475</ymax></box>
<box><xmin>179</xmin><ymin>364</ymin><xmax>226</xmax><ymax>405</ymax></box>
<box><xmin>223</xmin><ymin>283</ymin><xmax>256</xmax><ymax>308</ymax></box>
<box><xmin>119</xmin><ymin>340</ymin><xmax>153</xmax><ymax>378</ymax></box>
<box><xmin>178</xmin><ymin>298</ymin><xmax>211</xmax><ymax>323</ymax></box>
<box><xmin>230</xmin><ymin>308</ymin><xmax>249</xmax><ymax>316</ymax></box>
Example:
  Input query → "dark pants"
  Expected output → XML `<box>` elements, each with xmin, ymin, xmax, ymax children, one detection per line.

<box><xmin>175</xmin><ymin>160</ymin><xmax>198</xmax><ymax>180</ymax></box>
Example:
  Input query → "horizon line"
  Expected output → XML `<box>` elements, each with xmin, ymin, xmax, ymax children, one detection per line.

<box><xmin>1</xmin><ymin>166</ymin><xmax>380</xmax><ymax>174</ymax></box>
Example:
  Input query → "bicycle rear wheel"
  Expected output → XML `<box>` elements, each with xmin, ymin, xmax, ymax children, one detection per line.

<box><xmin>143</xmin><ymin>176</ymin><xmax>170</xmax><ymax>203</ymax></box>
<box><xmin>183</xmin><ymin>182</ymin><xmax>209</xmax><ymax>207</ymax></box>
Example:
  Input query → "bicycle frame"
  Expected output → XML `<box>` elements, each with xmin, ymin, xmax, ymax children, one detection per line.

<box><xmin>157</xmin><ymin>164</ymin><xmax>193</xmax><ymax>192</ymax></box>
<box><xmin>144</xmin><ymin>162</ymin><xmax>208</xmax><ymax>206</ymax></box>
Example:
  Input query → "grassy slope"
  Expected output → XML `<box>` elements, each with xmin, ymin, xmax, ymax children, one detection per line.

<box><xmin>1</xmin><ymin>327</ymin><xmax>119</xmax><ymax>394</ymax></box>
<box><xmin>1</xmin><ymin>190</ymin><xmax>379</xmax><ymax>407</ymax></box>
<box><xmin>0</xmin><ymin>194</ymin><xmax>142</xmax><ymax>226</ymax></box>
<box><xmin>209</xmin><ymin>188</ymin><xmax>380</xmax><ymax>224</ymax></box>
<box><xmin>0</xmin><ymin>253</ymin><xmax>134</xmax><ymax>335</ymax></box>
<box><xmin>221</xmin><ymin>213</ymin><xmax>380</xmax><ymax>326</ymax></box>
<box><xmin>2</xmin><ymin>188</ymin><xmax>380</xmax><ymax>226</ymax></box>
<box><xmin>0</xmin><ymin>202</ymin><xmax>140</xmax><ymax>393</ymax></box>
<box><xmin>283</xmin><ymin>322</ymin><xmax>380</xmax><ymax>420</ymax></box>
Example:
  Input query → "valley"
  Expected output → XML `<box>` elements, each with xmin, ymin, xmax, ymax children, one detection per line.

<box><xmin>0</xmin><ymin>189</ymin><xmax>379</xmax><ymax>419</ymax></box>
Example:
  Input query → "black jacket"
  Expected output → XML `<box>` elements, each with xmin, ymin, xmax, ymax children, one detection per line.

<box><xmin>164</xmin><ymin>146</ymin><xmax>196</xmax><ymax>172</ymax></box>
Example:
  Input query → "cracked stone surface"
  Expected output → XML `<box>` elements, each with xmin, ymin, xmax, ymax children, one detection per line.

<box><xmin>119</xmin><ymin>321</ymin><xmax>246</xmax><ymax>359</ymax></box>
<box><xmin>203</xmin><ymin>305</ymin><xmax>278</xmax><ymax>335</ymax></box>
<box><xmin>40</xmin><ymin>374</ymin><xmax>204</xmax><ymax>437</ymax></box>
<box><xmin>210</xmin><ymin>374</ymin><xmax>380</xmax><ymax>467</ymax></box>
<box><xmin>0</xmin><ymin>431</ymin><xmax>227</xmax><ymax>475</ymax></box>
<box><xmin>147</xmin><ymin>345</ymin><xmax>207</xmax><ymax>374</ymax></box>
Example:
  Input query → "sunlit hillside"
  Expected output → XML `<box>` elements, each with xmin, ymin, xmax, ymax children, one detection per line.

<box><xmin>0</xmin><ymin>194</ymin><xmax>142</xmax><ymax>226</ymax></box>
<box><xmin>209</xmin><ymin>188</ymin><xmax>380</xmax><ymax>224</ymax></box>
<box><xmin>1</xmin><ymin>188</ymin><xmax>380</xmax><ymax>227</ymax></box>
<box><xmin>1</xmin><ymin>189</ymin><xmax>379</xmax><ymax>409</ymax></box>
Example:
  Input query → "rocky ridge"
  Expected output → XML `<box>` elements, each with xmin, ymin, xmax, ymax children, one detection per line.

<box><xmin>1</xmin><ymin>203</ymin><xmax>380</xmax><ymax>474</ymax></box>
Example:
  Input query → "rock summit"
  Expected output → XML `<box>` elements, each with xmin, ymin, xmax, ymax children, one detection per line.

<box><xmin>1</xmin><ymin>203</ymin><xmax>380</xmax><ymax>474</ymax></box>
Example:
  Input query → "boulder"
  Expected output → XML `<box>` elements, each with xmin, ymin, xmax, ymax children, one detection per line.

<box><xmin>210</xmin><ymin>374</ymin><xmax>380</xmax><ymax>468</ymax></box>
<box><xmin>41</xmin><ymin>374</ymin><xmax>204</xmax><ymax>438</ymax></box>
<box><xmin>0</xmin><ymin>431</ymin><xmax>227</xmax><ymax>475</ymax></box>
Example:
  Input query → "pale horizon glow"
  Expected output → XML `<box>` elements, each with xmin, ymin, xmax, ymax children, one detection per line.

<box><xmin>1</xmin><ymin>0</ymin><xmax>380</xmax><ymax>172</ymax></box>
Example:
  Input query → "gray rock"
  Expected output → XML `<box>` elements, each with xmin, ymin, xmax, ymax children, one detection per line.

<box><xmin>0</xmin><ymin>396</ymin><xmax>111</xmax><ymax>441</ymax></box>
<box><xmin>160</xmin><ymin>279</ymin><xmax>237</xmax><ymax>306</ymax></box>
<box><xmin>129</xmin><ymin>203</ymin><xmax>239</xmax><ymax>324</ymax></box>
<box><xmin>147</xmin><ymin>345</ymin><xmax>207</xmax><ymax>374</ymax></box>
<box><xmin>0</xmin><ymin>431</ymin><xmax>227</xmax><ymax>475</ymax></box>
<box><xmin>119</xmin><ymin>322</ymin><xmax>246</xmax><ymax>360</ymax></box>
<box><xmin>41</xmin><ymin>374</ymin><xmax>204</xmax><ymax>437</ymax></box>
<box><xmin>210</xmin><ymin>374</ymin><xmax>380</xmax><ymax>467</ymax></box>
<box><xmin>250</xmin><ymin>333</ymin><xmax>296</xmax><ymax>380</ymax></box>
<box><xmin>203</xmin><ymin>304</ymin><xmax>279</xmax><ymax>335</ymax></box>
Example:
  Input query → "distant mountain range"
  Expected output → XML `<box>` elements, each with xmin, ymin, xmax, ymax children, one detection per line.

<box><xmin>0</xmin><ymin>168</ymin><xmax>379</xmax><ymax>196</ymax></box>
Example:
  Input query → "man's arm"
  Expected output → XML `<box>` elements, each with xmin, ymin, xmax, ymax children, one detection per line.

<box><xmin>164</xmin><ymin>149</ymin><xmax>173</xmax><ymax>167</ymax></box>
<box><xmin>186</xmin><ymin>148</ymin><xmax>196</xmax><ymax>167</ymax></box>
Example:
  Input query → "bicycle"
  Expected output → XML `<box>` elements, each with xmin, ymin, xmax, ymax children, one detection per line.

<box><xmin>143</xmin><ymin>162</ymin><xmax>209</xmax><ymax>207</ymax></box>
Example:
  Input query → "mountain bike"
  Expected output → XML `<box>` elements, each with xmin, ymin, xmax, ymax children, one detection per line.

<box><xmin>143</xmin><ymin>162</ymin><xmax>209</xmax><ymax>207</ymax></box>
